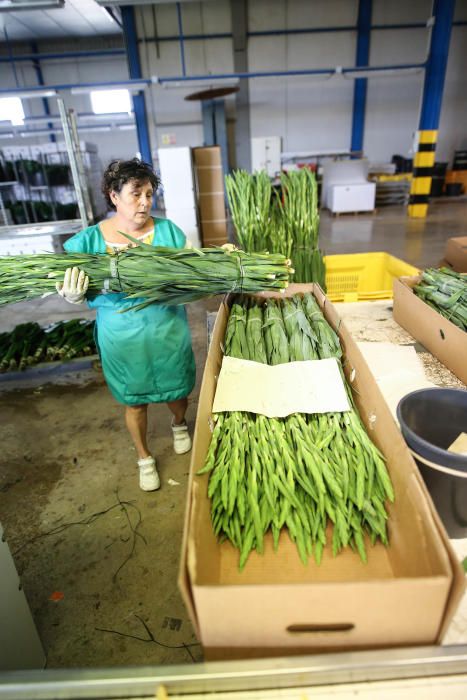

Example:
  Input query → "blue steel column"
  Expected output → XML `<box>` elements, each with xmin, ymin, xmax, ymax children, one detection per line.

<box><xmin>350</xmin><ymin>0</ymin><xmax>372</xmax><ymax>155</ymax></box>
<box><xmin>176</xmin><ymin>2</ymin><xmax>187</xmax><ymax>76</ymax></box>
<box><xmin>121</xmin><ymin>5</ymin><xmax>152</xmax><ymax>165</ymax></box>
<box><xmin>408</xmin><ymin>0</ymin><xmax>455</xmax><ymax>218</ymax></box>
<box><xmin>31</xmin><ymin>42</ymin><xmax>55</xmax><ymax>143</ymax></box>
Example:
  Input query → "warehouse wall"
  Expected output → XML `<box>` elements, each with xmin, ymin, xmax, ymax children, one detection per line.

<box><xmin>0</xmin><ymin>36</ymin><xmax>137</xmax><ymax>166</ymax></box>
<box><xmin>1</xmin><ymin>0</ymin><xmax>466</xmax><ymax>167</ymax></box>
<box><xmin>365</xmin><ymin>0</ymin><xmax>467</xmax><ymax>162</ymax></box>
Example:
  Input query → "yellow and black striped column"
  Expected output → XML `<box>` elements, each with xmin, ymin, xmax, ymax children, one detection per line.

<box><xmin>408</xmin><ymin>130</ymin><xmax>437</xmax><ymax>218</ymax></box>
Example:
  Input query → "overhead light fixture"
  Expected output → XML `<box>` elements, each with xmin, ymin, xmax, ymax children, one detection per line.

<box><xmin>159</xmin><ymin>78</ymin><xmax>240</xmax><ymax>91</ymax></box>
<box><xmin>95</xmin><ymin>1</ymin><xmax>198</xmax><ymax>6</ymax></box>
<box><xmin>0</xmin><ymin>88</ymin><xmax>58</xmax><ymax>99</ymax></box>
<box><xmin>71</xmin><ymin>81</ymin><xmax>148</xmax><ymax>95</ymax></box>
<box><xmin>344</xmin><ymin>67</ymin><xmax>424</xmax><ymax>79</ymax></box>
<box><xmin>0</xmin><ymin>0</ymin><xmax>64</xmax><ymax>10</ymax></box>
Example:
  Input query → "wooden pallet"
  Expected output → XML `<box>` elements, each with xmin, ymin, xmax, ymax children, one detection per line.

<box><xmin>331</xmin><ymin>209</ymin><xmax>377</xmax><ymax>217</ymax></box>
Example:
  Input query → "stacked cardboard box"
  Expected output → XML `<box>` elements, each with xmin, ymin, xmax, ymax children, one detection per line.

<box><xmin>193</xmin><ymin>146</ymin><xmax>228</xmax><ymax>247</ymax></box>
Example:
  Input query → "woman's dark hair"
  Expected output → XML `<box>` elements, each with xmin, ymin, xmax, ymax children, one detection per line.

<box><xmin>102</xmin><ymin>158</ymin><xmax>160</xmax><ymax>210</ymax></box>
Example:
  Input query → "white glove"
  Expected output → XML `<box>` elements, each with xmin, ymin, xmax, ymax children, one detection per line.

<box><xmin>221</xmin><ymin>243</ymin><xmax>238</xmax><ymax>252</ymax></box>
<box><xmin>56</xmin><ymin>267</ymin><xmax>89</xmax><ymax>305</ymax></box>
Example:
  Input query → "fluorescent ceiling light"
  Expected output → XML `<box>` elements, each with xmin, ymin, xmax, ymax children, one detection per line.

<box><xmin>0</xmin><ymin>0</ymin><xmax>64</xmax><ymax>9</ymax></box>
<box><xmin>20</xmin><ymin>113</ymin><xmax>133</xmax><ymax>125</ymax></box>
<box><xmin>160</xmin><ymin>79</ymin><xmax>240</xmax><ymax>90</ymax></box>
<box><xmin>95</xmin><ymin>1</ymin><xmax>198</xmax><ymax>5</ymax></box>
<box><xmin>0</xmin><ymin>89</ymin><xmax>57</xmax><ymax>99</ymax></box>
<box><xmin>344</xmin><ymin>67</ymin><xmax>424</xmax><ymax>79</ymax></box>
<box><xmin>71</xmin><ymin>82</ymin><xmax>147</xmax><ymax>95</ymax></box>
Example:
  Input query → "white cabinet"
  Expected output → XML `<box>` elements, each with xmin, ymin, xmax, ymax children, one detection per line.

<box><xmin>329</xmin><ymin>183</ymin><xmax>376</xmax><ymax>214</ymax></box>
<box><xmin>251</xmin><ymin>137</ymin><xmax>281</xmax><ymax>176</ymax></box>
<box><xmin>157</xmin><ymin>147</ymin><xmax>201</xmax><ymax>247</ymax></box>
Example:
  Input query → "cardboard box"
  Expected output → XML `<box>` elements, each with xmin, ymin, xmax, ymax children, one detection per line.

<box><xmin>201</xmin><ymin>221</ymin><xmax>229</xmax><ymax>247</ymax></box>
<box><xmin>443</xmin><ymin>237</ymin><xmax>467</xmax><ymax>273</ymax></box>
<box><xmin>193</xmin><ymin>146</ymin><xmax>228</xmax><ymax>247</ymax></box>
<box><xmin>393</xmin><ymin>276</ymin><xmax>467</xmax><ymax>385</ymax></box>
<box><xmin>179</xmin><ymin>284</ymin><xmax>464</xmax><ymax>660</ymax></box>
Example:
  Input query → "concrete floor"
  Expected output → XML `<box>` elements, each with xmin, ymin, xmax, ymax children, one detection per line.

<box><xmin>319</xmin><ymin>199</ymin><xmax>467</xmax><ymax>268</ymax></box>
<box><xmin>0</xmin><ymin>200</ymin><xmax>466</xmax><ymax>670</ymax></box>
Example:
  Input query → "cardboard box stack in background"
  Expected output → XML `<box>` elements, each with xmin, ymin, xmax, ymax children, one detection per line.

<box><xmin>193</xmin><ymin>146</ymin><xmax>228</xmax><ymax>247</ymax></box>
<box><xmin>179</xmin><ymin>284</ymin><xmax>464</xmax><ymax>661</ymax></box>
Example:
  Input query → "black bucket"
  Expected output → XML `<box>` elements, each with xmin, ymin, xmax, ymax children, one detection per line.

<box><xmin>397</xmin><ymin>388</ymin><xmax>467</xmax><ymax>538</ymax></box>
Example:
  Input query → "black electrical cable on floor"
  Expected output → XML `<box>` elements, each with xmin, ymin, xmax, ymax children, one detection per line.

<box><xmin>11</xmin><ymin>490</ymin><xmax>146</xmax><ymax>583</ymax></box>
<box><xmin>95</xmin><ymin>614</ymin><xmax>200</xmax><ymax>663</ymax></box>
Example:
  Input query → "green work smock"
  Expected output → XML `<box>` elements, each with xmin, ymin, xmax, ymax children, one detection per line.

<box><xmin>63</xmin><ymin>218</ymin><xmax>196</xmax><ymax>406</ymax></box>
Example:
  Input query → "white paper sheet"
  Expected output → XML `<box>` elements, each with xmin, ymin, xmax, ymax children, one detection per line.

<box><xmin>212</xmin><ymin>356</ymin><xmax>350</xmax><ymax>417</ymax></box>
<box><xmin>356</xmin><ymin>342</ymin><xmax>435</xmax><ymax>419</ymax></box>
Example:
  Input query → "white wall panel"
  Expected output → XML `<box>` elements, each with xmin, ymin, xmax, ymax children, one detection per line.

<box><xmin>437</xmin><ymin>28</ymin><xmax>467</xmax><ymax>161</ymax></box>
<box><xmin>249</xmin><ymin>26</ymin><xmax>355</xmax><ymax>154</ymax></box>
<box><xmin>364</xmin><ymin>23</ymin><xmax>428</xmax><ymax>161</ymax></box>
<box><xmin>372</xmin><ymin>0</ymin><xmax>431</xmax><ymax>25</ymax></box>
<box><xmin>249</xmin><ymin>0</ymin><xmax>357</xmax><ymax>31</ymax></box>
<box><xmin>285</xmin><ymin>0</ymin><xmax>358</xmax><ymax>27</ymax></box>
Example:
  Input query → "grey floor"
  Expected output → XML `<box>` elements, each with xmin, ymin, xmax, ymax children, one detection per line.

<box><xmin>0</xmin><ymin>200</ymin><xmax>466</xmax><ymax>669</ymax></box>
<box><xmin>319</xmin><ymin>199</ymin><xmax>467</xmax><ymax>268</ymax></box>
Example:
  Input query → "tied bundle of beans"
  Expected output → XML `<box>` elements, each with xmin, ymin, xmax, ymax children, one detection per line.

<box><xmin>414</xmin><ymin>267</ymin><xmax>467</xmax><ymax>331</ymax></box>
<box><xmin>0</xmin><ymin>319</ymin><xmax>95</xmax><ymax>372</ymax></box>
<box><xmin>0</xmin><ymin>236</ymin><xmax>293</xmax><ymax>310</ymax></box>
<box><xmin>198</xmin><ymin>293</ymin><xmax>394</xmax><ymax>569</ymax></box>
<box><xmin>225</xmin><ymin>168</ymin><xmax>326</xmax><ymax>289</ymax></box>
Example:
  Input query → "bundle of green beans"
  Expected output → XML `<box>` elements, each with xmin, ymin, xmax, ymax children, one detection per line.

<box><xmin>414</xmin><ymin>267</ymin><xmax>467</xmax><ymax>331</ymax></box>
<box><xmin>42</xmin><ymin>319</ymin><xmax>95</xmax><ymax>361</ymax></box>
<box><xmin>277</xmin><ymin>169</ymin><xmax>325</xmax><ymax>288</ymax></box>
<box><xmin>0</xmin><ymin>319</ymin><xmax>96</xmax><ymax>372</ymax></box>
<box><xmin>224</xmin><ymin>170</ymin><xmax>273</xmax><ymax>252</ymax></box>
<box><xmin>198</xmin><ymin>293</ymin><xmax>394</xmax><ymax>569</ymax></box>
<box><xmin>225</xmin><ymin>169</ymin><xmax>326</xmax><ymax>288</ymax></box>
<box><xmin>0</xmin><ymin>319</ymin><xmax>95</xmax><ymax>372</ymax></box>
<box><xmin>0</xmin><ymin>322</ymin><xmax>45</xmax><ymax>372</ymax></box>
<box><xmin>0</xmin><ymin>240</ymin><xmax>293</xmax><ymax>310</ymax></box>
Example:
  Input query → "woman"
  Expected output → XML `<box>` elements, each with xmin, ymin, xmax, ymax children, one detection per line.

<box><xmin>57</xmin><ymin>159</ymin><xmax>196</xmax><ymax>492</ymax></box>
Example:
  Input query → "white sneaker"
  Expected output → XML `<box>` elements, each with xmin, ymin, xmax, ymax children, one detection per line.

<box><xmin>171</xmin><ymin>420</ymin><xmax>192</xmax><ymax>455</ymax></box>
<box><xmin>137</xmin><ymin>456</ymin><xmax>160</xmax><ymax>491</ymax></box>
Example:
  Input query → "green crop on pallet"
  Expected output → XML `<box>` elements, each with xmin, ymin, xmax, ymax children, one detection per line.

<box><xmin>198</xmin><ymin>293</ymin><xmax>394</xmax><ymax>569</ymax></box>
<box><xmin>0</xmin><ymin>319</ymin><xmax>95</xmax><ymax>372</ymax></box>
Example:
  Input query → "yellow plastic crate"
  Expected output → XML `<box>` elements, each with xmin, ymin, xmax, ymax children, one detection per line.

<box><xmin>324</xmin><ymin>252</ymin><xmax>419</xmax><ymax>302</ymax></box>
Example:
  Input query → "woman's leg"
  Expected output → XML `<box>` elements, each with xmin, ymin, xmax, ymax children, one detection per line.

<box><xmin>167</xmin><ymin>397</ymin><xmax>191</xmax><ymax>455</ymax></box>
<box><xmin>167</xmin><ymin>397</ymin><xmax>188</xmax><ymax>425</ymax></box>
<box><xmin>125</xmin><ymin>404</ymin><xmax>151</xmax><ymax>459</ymax></box>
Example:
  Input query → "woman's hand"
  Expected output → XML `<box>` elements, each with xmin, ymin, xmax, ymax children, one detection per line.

<box><xmin>56</xmin><ymin>267</ymin><xmax>89</xmax><ymax>304</ymax></box>
<box><xmin>221</xmin><ymin>243</ymin><xmax>238</xmax><ymax>253</ymax></box>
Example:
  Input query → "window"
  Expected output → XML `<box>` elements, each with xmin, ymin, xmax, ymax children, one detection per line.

<box><xmin>0</xmin><ymin>97</ymin><xmax>25</xmax><ymax>126</ymax></box>
<box><xmin>90</xmin><ymin>89</ymin><xmax>131</xmax><ymax>115</ymax></box>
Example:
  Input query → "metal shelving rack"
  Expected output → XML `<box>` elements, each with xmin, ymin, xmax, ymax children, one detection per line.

<box><xmin>0</xmin><ymin>99</ymin><xmax>93</xmax><ymax>254</ymax></box>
